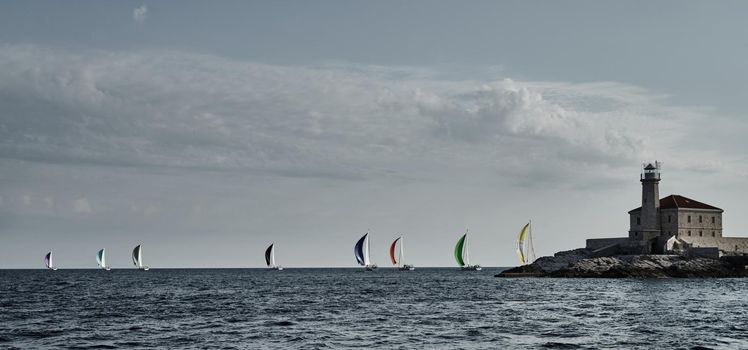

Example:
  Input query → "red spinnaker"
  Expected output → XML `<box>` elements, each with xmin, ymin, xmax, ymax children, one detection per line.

<box><xmin>389</xmin><ymin>237</ymin><xmax>400</xmax><ymax>266</ymax></box>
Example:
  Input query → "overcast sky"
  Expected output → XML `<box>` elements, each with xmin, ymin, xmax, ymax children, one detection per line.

<box><xmin>1</xmin><ymin>1</ymin><xmax>748</xmax><ymax>268</ymax></box>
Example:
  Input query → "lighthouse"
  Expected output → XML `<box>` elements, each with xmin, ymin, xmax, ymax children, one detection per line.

<box><xmin>638</xmin><ymin>162</ymin><xmax>662</xmax><ymax>241</ymax></box>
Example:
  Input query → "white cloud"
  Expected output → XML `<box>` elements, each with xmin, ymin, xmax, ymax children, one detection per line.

<box><xmin>0</xmin><ymin>44</ymin><xmax>745</xmax><ymax>190</ymax></box>
<box><xmin>133</xmin><ymin>4</ymin><xmax>147</xmax><ymax>24</ymax></box>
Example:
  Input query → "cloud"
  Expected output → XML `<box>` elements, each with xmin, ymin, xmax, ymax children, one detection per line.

<box><xmin>133</xmin><ymin>4</ymin><xmax>147</xmax><ymax>24</ymax></box>
<box><xmin>0</xmin><ymin>44</ymin><xmax>745</xmax><ymax>191</ymax></box>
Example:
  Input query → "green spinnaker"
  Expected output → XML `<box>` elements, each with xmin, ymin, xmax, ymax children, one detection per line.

<box><xmin>454</xmin><ymin>234</ymin><xmax>466</xmax><ymax>266</ymax></box>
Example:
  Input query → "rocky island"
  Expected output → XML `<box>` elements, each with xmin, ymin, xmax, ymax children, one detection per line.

<box><xmin>496</xmin><ymin>248</ymin><xmax>748</xmax><ymax>278</ymax></box>
<box><xmin>499</xmin><ymin>162</ymin><xmax>748</xmax><ymax>278</ymax></box>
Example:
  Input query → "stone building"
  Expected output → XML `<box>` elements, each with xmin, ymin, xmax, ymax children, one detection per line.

<box><xmin>586</xmin><ymin>162</ymin><xmax>748</xmax><ymax>257</ymax></box>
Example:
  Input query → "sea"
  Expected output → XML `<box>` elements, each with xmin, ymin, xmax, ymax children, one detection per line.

<box><xmin>1</xmin><ymin>268</ymin><xmax>748</xmax><ymax>349</ymax></box>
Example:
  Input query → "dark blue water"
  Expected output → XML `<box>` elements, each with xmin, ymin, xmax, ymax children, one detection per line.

<box><xmin>1</xmin><ymin>268</ymin><xmax>748</xmax><ymax>349</ymax></box>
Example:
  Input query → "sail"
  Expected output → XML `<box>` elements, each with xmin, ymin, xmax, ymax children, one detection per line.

<box><xmin>517</xmin><ymin>223</ymin><xmax>530</xmax><ymax>264</ymax></box>
<box><xmin>132</xmin><ymin>245</ymin><xmax>142</xmax><ymax>268</ymax></box>
<box><xmin>363</xmin><ymin>234</ymin><xmax>371</xmax><ymax>266</ymax></box>
<box><xmin>96</xmin><ymin>249</ymin><xmax>104</xmax><ymax>267</ymax></box>
<box><xmin>265</xmin><ymin>244</ymin><xmax>274</xmax><ymax>267</ymax></box>
<box><xmin>454</xmin><ymin>234</ymin><xmax>466</xmax><ymax>267</ymax></box>
<box><xmin>44</xmin><ymin>252</ymin><xmax>52</xmax><ymax>269</ymax></box>
<box><xmin>516</xmin><ymin>222</ymin><xmax>536</xmax><ymax>265</ymax></box>
<box><xmin>389</xmin><ymin>237</ymin><xmax>400</xmax><ymax>266</ymax></box>
<box><xmin>354</xmin><ymin>233</ymin><xmax>367</xmax><ymax>266</ymax></box>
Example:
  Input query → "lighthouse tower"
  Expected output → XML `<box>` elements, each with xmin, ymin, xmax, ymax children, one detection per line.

<box><xmin>639</xmin><ymin>162</ymin><xmax>662</xmax><ymax>241</ymax></box>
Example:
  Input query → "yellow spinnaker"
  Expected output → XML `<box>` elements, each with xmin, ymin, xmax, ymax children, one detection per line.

<box><xmin>516</xmin><ymin>222</ymin><xmax>530</xmax><ymax>264</ymax></box>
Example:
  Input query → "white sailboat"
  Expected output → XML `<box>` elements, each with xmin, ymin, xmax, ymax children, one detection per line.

<box><xmin>390</xmin><ymin>236</ymin><xmax>415</xmax><ymax>271</ymax></box>
<box><xmin>516</xmin><ymin>221</ymin><xmax>537</xmax><ymax>265</ymax></box>
<box><xmin>355</xmin><ymin>232</ymin><xmax>377</xmax><ymax>270</ymax></box>
<box><xmin>455</xmin><ymin>230</ymin><xmax>481</xmax><ymax>271</ymax></box>
<box><xmin>44</xmin><ymin>251</ymin><xmax>58</xmax><ymax>271</ymax></box>
<box><xmin>97</xmin><ymin>248</ymin><xmax>111</xmax><ymax>270</ymax></box>
<box><xmin>265</xmin><ymin>243</ymin><xmax>283</xmax><ymax>270</ymax></box>
<box><xmin>132</xmin><ymin>244</ymin><xmax>150</xmax><ymax>271</ymax></box>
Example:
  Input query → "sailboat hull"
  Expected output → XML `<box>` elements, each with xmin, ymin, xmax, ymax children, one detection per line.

<box><xmin>399</xmin><ymin>265</ymin><xmax>415</xmax><ymax>271</ymax></box>
<box><xmin>461</xmin><ymin>265</ymin><xmax>482</xmax><ymax>271</ymax></box>
<box><xmin>365</xmin><ymin>264</ymin><xmax>378</xmax><ymax>271</ymax></box>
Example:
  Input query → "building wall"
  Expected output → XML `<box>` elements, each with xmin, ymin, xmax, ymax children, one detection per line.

<box><xmin>629</xmin><ymin>208</ymin><xmax>723</xmax><ymax>239</ymax></box>
<box><xmin>628</xmin><ymin>210</ymin><xmax>641</xmax><ymax>239</ymax></box>
<box><xmin>676</xmin><ymin>209</ymin><xmax>722</xmax><ymax>238</ymax></box>
<box><xmin>586</xmin><ymin>238</ymin><xmax>630</xmax><ymax>250</ymax></box>
<box><xmin>680</xmin><ymin>236</ymin><xmax>748</xmax><ymax>255</ymax></box>
<box><xmin>659</xmin><ymin>208</ymin><xmax>679</xmax><ymax>237</ymax></box>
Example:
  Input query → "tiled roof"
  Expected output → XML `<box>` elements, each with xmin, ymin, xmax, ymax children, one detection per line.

<box><xmin>628</xmin><ymin>194</ymin><xmax>723</xmax><ymax>213</ymax></box>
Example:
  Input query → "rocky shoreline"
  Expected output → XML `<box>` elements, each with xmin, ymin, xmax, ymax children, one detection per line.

<box><xmin>496</xmin><ymin>248</ymin><xmax>748</xmax><ymax>278</ymax></box>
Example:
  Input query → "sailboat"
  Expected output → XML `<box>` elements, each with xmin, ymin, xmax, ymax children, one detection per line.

<box><xmin>389</xmin><ymin>236</ymin><xmax>415</xmax><ymax>271</ymax></box>
<box><xmin>516</xmin><ymin>221</ymin><xmax>537</xmax><ymax>265</ymax></box>
<box><xmin>455</xmin><ymin>230</ymin><xmax>481</xmax><ymax>271</ymax></box>
<box><xmin>132</xmin><ymin>244</ymin><xmax>150</xmax><ymax>271</ymax></box>
<box><xmin>265</xmin><ymin>243</ymin><xmax>284</xmax><ymax>270</ymax></box>
<box><xmin>354</xmin><ymin>232</ymin><xmax>377</xmax><ymax>270</ymax></box>
<box><xmin>97</xmin><ymin>248</ymin><xmax>111</xmax><ymax>270</ymax></box>
<box><xmin>44</xmin><ymin>251</ymin><xmax>58</xmax><ymax>271</ymax></box>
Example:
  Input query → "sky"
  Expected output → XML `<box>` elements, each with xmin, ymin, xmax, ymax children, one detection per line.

<box><xmin>1</xmin><ymin>1</ymin><xmax>748</xmax><ymax>268</ymax></box>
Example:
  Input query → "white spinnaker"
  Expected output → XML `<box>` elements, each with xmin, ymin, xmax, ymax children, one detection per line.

<box><xmin>399</xmin><ymin>237</ymin><xmax>404</xmax><ymax>267</ymax></box>
<box><xmin>463</xmin><ymin>234</ymin><xmax>470</xmax><ymax>266</ymax></box>
<box><xmin>363</xmin><ymin>234</ymin><xmax>371</xmax><ymax>266</ymax></box>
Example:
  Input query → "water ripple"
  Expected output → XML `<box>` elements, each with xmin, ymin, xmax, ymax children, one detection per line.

<box><xmin>2</xmin><ymin>269</ymin><xmax>748</xmax><ymax>349</ymax></box>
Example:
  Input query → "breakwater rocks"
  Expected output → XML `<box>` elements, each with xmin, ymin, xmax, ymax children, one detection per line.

<box><xmin>497</xmin><ymin>249</ymin><xmax>748</xmax><ymax>278</ymax></box>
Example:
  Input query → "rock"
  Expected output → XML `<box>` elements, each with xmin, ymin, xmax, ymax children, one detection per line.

<box><xmin>496</xmin><ymin>251</ymin><xmax>748</xmax><ymax>278</ymax></box>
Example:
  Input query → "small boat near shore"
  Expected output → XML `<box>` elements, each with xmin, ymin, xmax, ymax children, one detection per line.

<box><xmin>265</xmin><ymin>243</ymin><xmax>284</xmax><ymax>270</ymax></box>
<box><xmin>455</xmin><ymin>231</ymin><xmax>481</xmax><ymax>271</ymax></box>
<box><xmin>516</xmin><ymin>221</ymin><xmax>537</xmax><ymax>265</ymax></box>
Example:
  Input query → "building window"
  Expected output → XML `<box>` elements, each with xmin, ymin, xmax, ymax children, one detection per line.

<box><xmin>699</xmin><ymin>216</ymin><xmax>702</xmax><ymax>223</ymax></box>
<box><xmin>668</xmin><ymin>215</ymin><xmax>672</xmax><ymax>223</ymax></box>
<box><xmin>699</xmin><ymin>231</ymin><xmax>703</xmax><ymax>237</ymax></box>
<box><xmin>636</xmin><ymin>217</ymin><xmax>641</xmax><ymax>225</ymax></box>
<box><xmin>688</xmin><ymin>215</ymin><xmax>691</xmax><ymax>223</ymax></box>
<box><xmin>712</xmin><ymin>217</ymin><xmax>715</xmax><ymax>224</ymax></box>
<box><xmin>688</xmin><ymin>231</ymin><xmax>691</xmax><ymax>236</ymax></box>
<box><xmin>712</xmin><ymin>232</ymin><xmax>716</xmax><ymax>237</ymax></box>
